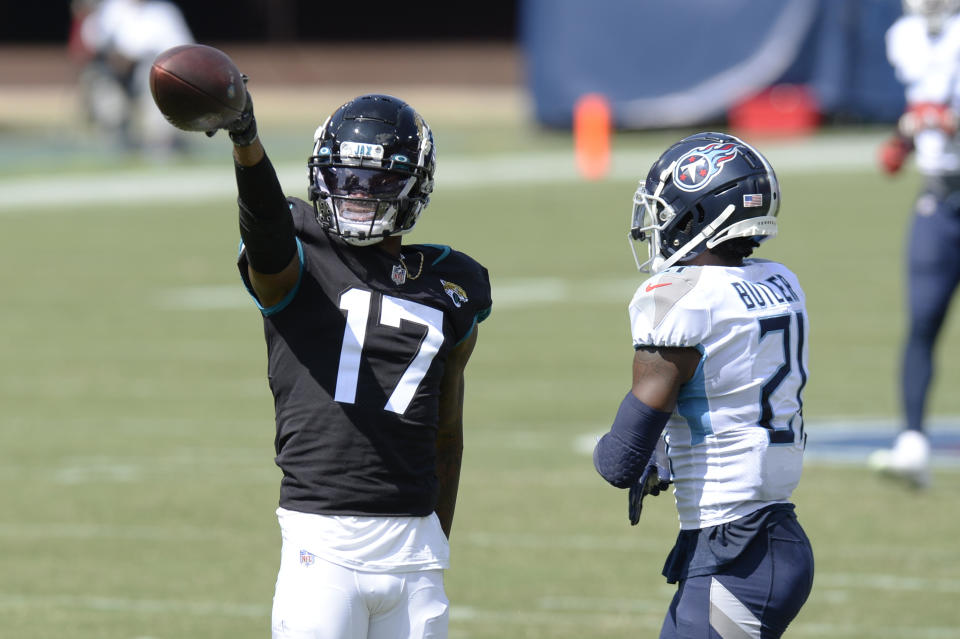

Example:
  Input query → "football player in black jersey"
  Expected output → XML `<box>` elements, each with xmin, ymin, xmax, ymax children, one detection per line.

<box><xmin>208</xmin><ymin>87</ymin><xmax>491</xmax><ymax>638</ymax></box>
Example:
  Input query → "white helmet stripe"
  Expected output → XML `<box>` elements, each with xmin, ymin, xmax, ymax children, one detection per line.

<box><xmin>655</xmin><ymin>204</ymin><xmax>736</xmax><ymax>273</ymax></box>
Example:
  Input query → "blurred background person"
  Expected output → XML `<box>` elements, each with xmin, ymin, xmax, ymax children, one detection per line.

<box><xmin>68</xmin><ymin>0</ymin><xmax>193</xmax><ymax>155</ymax></box>
<box><xmin>872</xmin><ymin>0</ymin><xmax>960</xmax><ymax>488</ymax></box>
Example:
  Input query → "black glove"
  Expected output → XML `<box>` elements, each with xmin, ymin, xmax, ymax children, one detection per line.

<box><xmin>628</xmin><ymin>455</ymin><xmax>670</xmax><ymax>525</ymax></box>
<box><xmin>207</xmin><ymin>75</ymin><xmax>257</xmax><ymax>146</ymax></box>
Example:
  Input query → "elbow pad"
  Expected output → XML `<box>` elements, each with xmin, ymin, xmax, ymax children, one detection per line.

<box><xmin>593</xmin><ymin>392</ymin><xmax>671</xmax><ymax>488</ymax></box>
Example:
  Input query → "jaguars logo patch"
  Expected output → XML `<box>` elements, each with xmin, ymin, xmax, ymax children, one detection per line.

<box><xmin>441</xmin><ymin>279</ymin><xmax>468</xmax><ymax>308</ymax></box>
<box><xmin>673</xmin><ymin>142</ymin><xmax>740</xmax><ymax>192</ymax></box>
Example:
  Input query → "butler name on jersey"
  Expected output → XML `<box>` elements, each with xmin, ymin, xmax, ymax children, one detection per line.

<box><xmin>631</xmin><ymin>260</ymin><xmax>808</xmax><ymax>529</ymax></box>
<box><xmin>595</xmin><ymin>131</ymin><xmax>813</xmax><ymax>639</ymax></box>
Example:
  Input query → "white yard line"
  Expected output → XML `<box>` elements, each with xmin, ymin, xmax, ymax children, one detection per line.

<box><xmin>0</xmin><ymin>135</ymin><xmax>883</xmax><ymax>212</ymax></box>
<box><xmin>0</xmin><ymin>592</ymin><xmax>267</xmax><ymax>618</ymax></box>
<box><xmin>817</xmin><ymin>573</ymin><xmax>960</xmax><ymax>594</ymax></box>
<box><xmin>0</xmin><ymin>590</ymin><xmax>954</xmax><ymax>638</ymax></box>
<box><xmin>153</xmin><ymin>277</ymin><xmax>641</xmax><ymax>311</ymax></box>
<box><xmin>0</xmin><ymin>522</ymin><xmax>224</xmax><ymax>541</ymax></box>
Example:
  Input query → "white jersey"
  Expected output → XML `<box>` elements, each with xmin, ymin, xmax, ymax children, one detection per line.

<box><xmin>81</xmin><ymin>0</ymin><xmax>194</xmax><ymax>61</ymax></box>
<box><xmin>276</xmin><ymin>507</ymin><xmax>449</xmax><ymax>573</ymax></box>
<box><xmin>886</xmin><ymin>13</ymin><xmax>960</xmax><ymax>175</ymax></box>
<box><xmin>629</xmin><ymin>260</ymin><xmax>808</xmax><ymax>530</ymax></box>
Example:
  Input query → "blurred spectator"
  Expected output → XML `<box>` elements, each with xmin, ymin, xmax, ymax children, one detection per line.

<box><xmin>68</xmin><ymin>0</ymin><xmax>194</xmax><ymax>154</ymax></box>
<box><xmin>871</xmin><ymin>0</ymin><xmax>960</xmax><ymax>488</ymax></box>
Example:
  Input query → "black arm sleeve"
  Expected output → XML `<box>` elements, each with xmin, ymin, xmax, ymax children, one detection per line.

<box><xmin>235</xmin><ymin>153</ymin><xmax>297</xmax><ymax>274</ymax></box>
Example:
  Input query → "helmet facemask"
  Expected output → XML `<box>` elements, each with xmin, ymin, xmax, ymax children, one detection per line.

<box><xmin>310</xmin><ymin>158</ymin><xmax>424</xmax><ymax>247</ymax></box>
<box><xmin>307</xmin><ymin>95</ymin><xmax>436</xmax><ymax>247</ymax></box>
<box><xmin>629</xmin><ymin>166</ymin><xmax>678</xmax><ymax>273</ymax></box>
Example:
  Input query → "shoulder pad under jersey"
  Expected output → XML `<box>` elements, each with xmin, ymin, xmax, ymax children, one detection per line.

<box><xmin>628</xmin><ymin>267</ymin><xmax>708</xmax><ymax>348</ymax></box>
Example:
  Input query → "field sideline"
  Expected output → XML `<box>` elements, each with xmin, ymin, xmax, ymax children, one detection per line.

<box><xmin>2</xmin><ymin>84</ymin><xmax>960</xmax><ymax>639</ymax></box>
<box><xmin>0</xmin><ymin>134</ymin><xmax>883</xmax><ymax>212</ymax></box>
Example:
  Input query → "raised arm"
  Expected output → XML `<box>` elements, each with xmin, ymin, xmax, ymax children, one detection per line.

<box><xmin>228</xmin><ymin>97</ymin><xmax>299</xmax><ymax>307</ymax></box>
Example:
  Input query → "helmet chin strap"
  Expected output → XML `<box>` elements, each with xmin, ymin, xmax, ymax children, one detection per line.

<box><xmin>654</xmin><ymin>204</ymin><xmax>736</xmax><ymax>273</ymax></box>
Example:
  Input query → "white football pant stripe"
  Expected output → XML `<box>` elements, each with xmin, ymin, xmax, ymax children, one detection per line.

<box><xmin>709</xmin><ymin>577</ymin><xmax>761</xmax><ymax>639</ymax></box>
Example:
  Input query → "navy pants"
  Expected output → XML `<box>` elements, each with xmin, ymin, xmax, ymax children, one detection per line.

<box><xmin>659</xmin><ymin>514</ymin><xmax>814</xmax><ymax>639</ymax></box>
<box><xmin>902</xmin><ymin>185</ymin><xmax>960</xmax><ymax>432</ymax></box>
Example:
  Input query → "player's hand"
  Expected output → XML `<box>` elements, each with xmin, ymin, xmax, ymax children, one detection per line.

<box><xmin>628</xmin><ymin>458</ymin><xmax>670</xmax><ymax>525</ymax></box>
<box><xmin>206</xmin><ymin>76</ymin><xmax>257</xmax><ymax>146</ymax></box>
<box><xmin>878</xmin><ymin>134</ymin><xmax>912</xmax><ymax>175</ymax></box>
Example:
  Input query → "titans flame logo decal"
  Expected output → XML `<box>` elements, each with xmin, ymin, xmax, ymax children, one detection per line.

<box><xmin>673</xmin><ymin>143</ymin><xmax>740</xmax><ymax>192</ymax></box>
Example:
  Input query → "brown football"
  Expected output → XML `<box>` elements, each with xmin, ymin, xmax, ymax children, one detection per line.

<box><xmin>149</xmin><ymin>44</ymin><xmax>247</xmax><ymax>132</ymax></box>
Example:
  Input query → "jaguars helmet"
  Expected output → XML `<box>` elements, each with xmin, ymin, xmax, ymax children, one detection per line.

<box><xmin>308</xmin><ymin>94</ymin><xmax>436</xmax><ymax>246</ymax></box>
<box><xmin>630</xmin><ymin>132</ymin><xmax>780</xmax><ymax>273</ymax></box>
<box><xmin>903</xmin><ymin>0</ymin><xmax>960</xmax><ymax>33</ymax></box>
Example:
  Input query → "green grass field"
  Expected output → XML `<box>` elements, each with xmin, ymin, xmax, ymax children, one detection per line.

<box><xmin>1</xmin><ymin>98</ymin><xmax>959</xmax><ymax>638</ymax></box>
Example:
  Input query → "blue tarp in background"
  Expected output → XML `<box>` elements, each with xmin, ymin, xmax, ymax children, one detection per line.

<box><xmin>520</xmin><ymin>0</ymin><xmax>905</xmax><ymax>129</ymax></box>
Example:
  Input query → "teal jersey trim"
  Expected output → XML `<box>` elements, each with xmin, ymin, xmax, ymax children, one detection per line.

<box><xmin>423</xmin><ymin>243</ymin><xmax>451</xmax><ymax>266</ymax></box>
<box><xmin>455</xmin><ymin>317</ymin><xmax>478</xmax><ymax>346</ymax></box>
<box><xmin>676</xmin><ymin>345</ymin><xmax>712</xmax><ymax>445</ymax></box>
<box><xmin>456</xmin><ymin>304</ymin><xmax>492</xmax><ymax>346</ymax></box>
<box><xmin>239</xmin><ymin>238</ymin><xmax>304</xmax><ymax>317</ymax></box>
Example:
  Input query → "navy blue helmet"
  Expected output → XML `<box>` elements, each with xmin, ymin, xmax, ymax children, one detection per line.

<box><xmin>630</xmin><ymin>132</ymin><xmax>780</xmax><ymax>273</ymax></box>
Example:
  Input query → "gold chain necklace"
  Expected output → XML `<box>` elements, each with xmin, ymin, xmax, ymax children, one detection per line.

<box><xmin>399</xmin><ymin>251</ymin><xmax>424</xmax><ymax>281</ymax></box>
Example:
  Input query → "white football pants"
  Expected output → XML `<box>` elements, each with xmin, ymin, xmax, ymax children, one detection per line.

<box><xmin>271</xmin><ymin>546</ymin><xmax>449</xmax><ymax>639</ymax></box>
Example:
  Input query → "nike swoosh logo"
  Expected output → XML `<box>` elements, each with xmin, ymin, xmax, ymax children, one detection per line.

<box><xmin>645</xmin><ymin>282</ymin><xmax>672</xmax><ymax>292</ymax></box>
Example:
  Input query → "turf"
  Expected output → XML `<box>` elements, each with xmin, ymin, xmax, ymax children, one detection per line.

<box><xmin>1</xmin><ymin>111</ymin><xmax>959</xmax><ymax>638</ymax></box>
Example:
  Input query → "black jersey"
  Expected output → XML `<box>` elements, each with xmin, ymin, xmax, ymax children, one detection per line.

<box><xmin>239</xmin><ymin>198</ymin><xmax>492</xmax><ymax>517</ymax></box>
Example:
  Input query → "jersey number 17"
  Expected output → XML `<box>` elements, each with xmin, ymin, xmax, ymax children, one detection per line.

<box><xmin>334</xmin><ymin>287</ymin><xmax>445</xmax><ymax>415</ymax></box>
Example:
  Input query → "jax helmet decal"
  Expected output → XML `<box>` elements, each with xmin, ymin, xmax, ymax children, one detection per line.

<box><xmin>673</xmin><ymin>143</ymin><xmax>740</xmax><ymax>192</ymax></box>
<box><xmin>307</xmin><ymin>94</ymin><xmax>436</xmax><ymax>246</ymax></box>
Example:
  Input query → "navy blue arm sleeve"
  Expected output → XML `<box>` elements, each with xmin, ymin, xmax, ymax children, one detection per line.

<box><xmin>593</xmin><ymin>392</ymin><xmax>671</xmax><ymax>488</ymax></box>
<box><xmin>235</xmin><ymin>153</ymin><xmax>297</xmax><ymax>274</ymax></box>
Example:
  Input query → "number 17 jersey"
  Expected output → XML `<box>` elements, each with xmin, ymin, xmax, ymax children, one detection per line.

<box><xmin>628</xmin><ymin>259</ymin><xmax>809</xmax><ymax>530</ymax></box>
<box><xmin>239</xmin><ymin>198</ymin><xmax>492</xmax><ymax>518</ymax></box>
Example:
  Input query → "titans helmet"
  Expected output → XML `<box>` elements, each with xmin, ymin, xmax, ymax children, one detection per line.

<box><xmin>307</xmin><ymin>94</ymin><xmax>436</xmax><ymax>246</ymax></box>
<box><xmin>630</xmin><ymin>132</ymin><xmax>780</xmax><ymax>273</ymax></box>
<box><xmin>903</xmin><ymin>0</ymin><xmax>960</xmax><ymax>33</ymax></box>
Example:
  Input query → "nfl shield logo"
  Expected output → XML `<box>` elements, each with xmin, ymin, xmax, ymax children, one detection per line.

<box><xmin>299</xmin><ymin>549</ymin><xmax>315</xmax><ymax>566</ymax></box>
<box><xmin>391</xmin><ymin>264</ymin><xmax>407</xmax><ymax>285</ymax></box>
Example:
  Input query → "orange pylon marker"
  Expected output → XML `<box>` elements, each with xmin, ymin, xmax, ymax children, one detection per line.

<box><xmin>573</xmin><ymin>93</ymin><xmax>612</xmax><ymax>180</ymax></box>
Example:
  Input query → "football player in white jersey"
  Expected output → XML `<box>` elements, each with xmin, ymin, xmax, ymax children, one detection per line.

<box><xmin>71</xmin><ymin>0</ymin><xmax>194</xmax><ymax>152</ymax></box>
<box><xmin>872</xmin><ymin>0</ymin><xmax>960</xmax><ymax>488</ymax></box>
<box><xmin>594</xmin><ymin>132</ymin><xmax>814</xmax><ymax>639</ymax></box>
